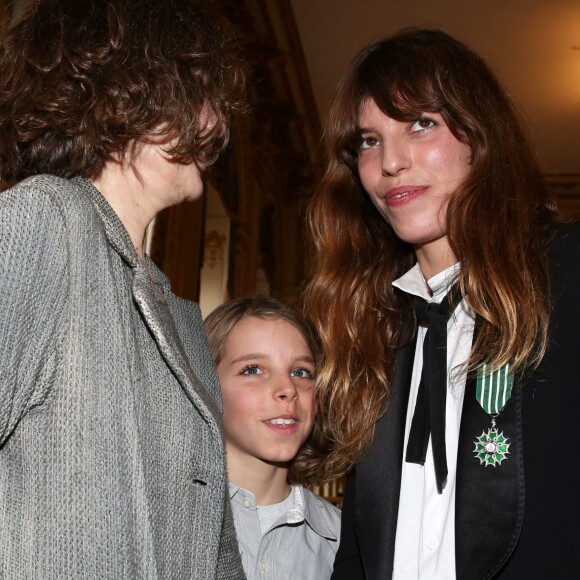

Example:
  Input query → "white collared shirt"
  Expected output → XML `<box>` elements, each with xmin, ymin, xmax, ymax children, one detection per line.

<box><xmin>392</xmin><ymin>262</ymin><xmax>476</xmax><ymax>580</ymax></box>
<box><xmin>229</xmin><ymin>482</ymin><xmax>341</xmax><ymax>580</ymax></box>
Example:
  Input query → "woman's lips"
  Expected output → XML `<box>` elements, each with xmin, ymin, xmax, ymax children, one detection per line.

<box><xmin>383</xmin><ymin>186</ymin><xmax>429</xmax><ymax>207</ymax></box>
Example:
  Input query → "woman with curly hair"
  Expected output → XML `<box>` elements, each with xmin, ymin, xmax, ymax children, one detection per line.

<box><xmin>304</xmin><ymin>28</ymin><xmax>579</xmax><ymax>579</ymax></box>
<box><xmin>0</xmin><ymin>0</ymin><xmax>247</xmax><ymax>577</ymax></box>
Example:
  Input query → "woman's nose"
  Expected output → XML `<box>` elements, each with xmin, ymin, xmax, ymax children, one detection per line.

<box><xmin>381</xmin><ymin>138</ymin><xmax>410</xmax><ymax>176</ymax></box>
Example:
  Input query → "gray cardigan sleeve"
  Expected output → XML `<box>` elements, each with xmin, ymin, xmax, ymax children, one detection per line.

<box><xmin>0</xmin><ymin>184</ymin><xmax>69</xmax><ymax>444</ymax></box>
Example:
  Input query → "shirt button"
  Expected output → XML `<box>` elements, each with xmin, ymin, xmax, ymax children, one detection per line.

<box><xmin>426</xmin><ymin>535</ymin><xmax>439</xmax><ymax>550</ymax></box>
<box><xmin>243</xmin><ymin>498</ymin><xmax>252</xmax><ymax>508</ymax></box>
<box><xmin>259</xmin><ymin>560</ymin><xmax>267</xmax><ymax>571</ymax></box>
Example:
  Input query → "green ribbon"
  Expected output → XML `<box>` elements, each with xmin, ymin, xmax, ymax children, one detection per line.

<box><xmin>476</xmin><ymin>363</ymin><xmax>514</xmax><ymax>416</ymax></box>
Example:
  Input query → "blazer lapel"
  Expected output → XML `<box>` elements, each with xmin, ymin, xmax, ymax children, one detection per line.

<box><xmin>131</xmin><ymin>268</ymin><xmax>222</xmax><ymax>427</ymax></box>
<box><xmin>455</xmin><ymin>373</ymin><xmax>524</xmax><ymax>580</ymax></box>
<box><xmin>356</xmin><ymin>340</ymin><xmax>415</xmax><ymax>579</ymax></box>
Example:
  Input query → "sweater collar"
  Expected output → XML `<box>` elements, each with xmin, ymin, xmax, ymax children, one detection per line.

<box><xmin>73</xmin><ymin>176</ymin><xmax>171</xmax><ymax>289</ymax></box>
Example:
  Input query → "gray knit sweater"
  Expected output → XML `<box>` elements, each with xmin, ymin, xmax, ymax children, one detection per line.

<box><xmin>0</xmin><ymin>175</ymin><xmax>245</xmax><ymax>579</ymax></box>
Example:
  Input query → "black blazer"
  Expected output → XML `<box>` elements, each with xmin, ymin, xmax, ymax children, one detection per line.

<box><xmin>332</xmin><ymin>223</ymin><xmax>580</xmax><ymax>579</ymax></box>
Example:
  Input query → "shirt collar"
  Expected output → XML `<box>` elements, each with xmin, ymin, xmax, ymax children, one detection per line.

<box><xmin>229</xmin><ymin>481</ymin><xmax>254</xmax><ymax>503</ymax></box>
<box><xmin>393</xmin><ymin>262</ymin><xmax>460</xmax><ymax>303</ymax></box>
<box><xmin>228</xmin><ymin>482</ymin><xmax>338</xmax><ymax>541</ymax></box>
<box><xmin>297</xmin><ymin>486</ymin><xmax>340</xmax><ymax>541</ymax></box>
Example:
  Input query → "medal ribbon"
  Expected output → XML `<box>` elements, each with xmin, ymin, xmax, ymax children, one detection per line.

<box><xmin>476</xmin><ymin>363</ymin><xmax>514</xmax><ymax>416</ymax></box>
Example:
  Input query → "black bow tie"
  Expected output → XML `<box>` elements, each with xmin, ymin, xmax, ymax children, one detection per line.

<box><xmin>405</xmin><ymin>283</ymin><xmax>463</xmax><ymax>494</ymax></box>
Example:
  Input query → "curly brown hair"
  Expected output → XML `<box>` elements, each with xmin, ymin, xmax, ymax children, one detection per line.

<box><xmin>303</xmin><ymin>28</ymin><xmax>561</xmax><ymax>480</ymax></box>
<box><xmin>0</xmin><ymin>0</ymin><xmax>248</xmax><ymax>183</ymax></box>
<box><xmin>203</xmin><ymin>297</ymin><xmax>331</xmax><ymax>486</ymax></box>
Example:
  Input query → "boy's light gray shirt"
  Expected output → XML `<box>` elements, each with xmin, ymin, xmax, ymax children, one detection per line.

<box><xmin>0</xmin><ymin>175</ymin><xmax>244</xmax><ymax>579</ymax></box>
<box><xmin>229</xmin><ymin>482</ymin><xmax>341</xmax><ymax>580</ymax></box>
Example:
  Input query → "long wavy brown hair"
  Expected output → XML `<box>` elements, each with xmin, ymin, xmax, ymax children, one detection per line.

<box><xmin>303</xmin><ymin>28</ymin><xmax>561</xmax><ymax>480</ymax></box>
<box><xmin>0</xmin><ymin>0</ymin><xmax>248</xmax><ymax>183</ymax></box>
<box><xmin>203</xmin><ymin>297</ymin><xmax>331</xmax><ymax>486</ymax></box>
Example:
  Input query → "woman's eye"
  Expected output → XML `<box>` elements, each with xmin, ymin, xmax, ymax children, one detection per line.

<box><xmin>410</xmin><ymin>117</ymin><xmax>436</xmax><ymax>132</ymax></box>
<box><xmin>241</xmin><ymin>365</ymin><xmax>262</xmax><ymax>376</ymax></box>
<box><xmin>359</xmin><ymin>136</ymin><xmax>379</xmax><ymax>150</ymax></box>
<box><xmin>290</xmin><ymin>368</ymin><xmax>314</xmax><ymax>379</ymax></box>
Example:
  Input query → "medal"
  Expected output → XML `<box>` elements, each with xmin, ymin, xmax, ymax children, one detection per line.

<box><xmin>473</xmin><ymin>363</ymin><xmax>513</xmax><ymax>467</ymax></box>
<box><xmin>473</xmin><ymin>416</ymin><xmax>510</xmax><ymax>466</ymax></box>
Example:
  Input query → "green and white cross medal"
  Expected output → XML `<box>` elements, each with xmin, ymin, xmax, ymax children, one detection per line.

<box><xmin>473</xmin><ymin>363</ymin><xmax>513</xmax><ymax>467</ymax></box>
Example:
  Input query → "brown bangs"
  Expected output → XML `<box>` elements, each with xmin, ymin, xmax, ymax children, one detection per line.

<box><xmin>336</xmin><ymin>39</ymin><xmax>460</xmax><ymax>171</ymax></box>
<box><xmin>348</xmin><ymin>30</ymin><xmax>482</xmax><ymax>150</ymax></box>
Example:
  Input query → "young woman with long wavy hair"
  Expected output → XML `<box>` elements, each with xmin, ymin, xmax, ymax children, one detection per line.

<box><xmin>304</xmin><ymin>28</ymin><xmax>579</xmax><ymax>579</ymax></box>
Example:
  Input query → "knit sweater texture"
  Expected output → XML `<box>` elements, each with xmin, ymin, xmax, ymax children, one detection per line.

<box><xmin>0</xmin><ymin>175</ymin><xmax>245</xmax><ymax>579</ymax></box>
